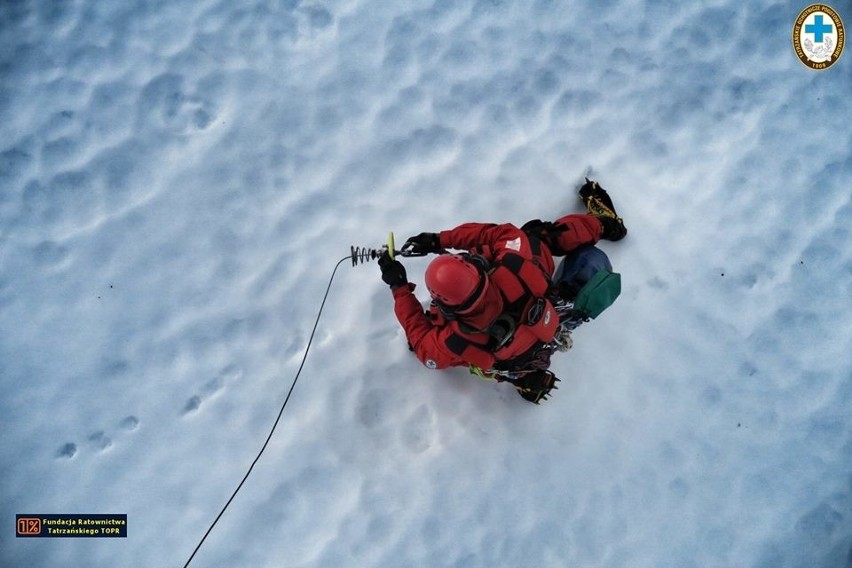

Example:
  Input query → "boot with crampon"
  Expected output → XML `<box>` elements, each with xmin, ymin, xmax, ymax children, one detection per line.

<box><xmin>579</xmin><ymin>178</ymin><xmax>627</xmax><ymax>241</ymax></box>
<box><xmin>513</xmin><ymin>370</ymin><xmax>560</xmax><ymax>404</ymax></box>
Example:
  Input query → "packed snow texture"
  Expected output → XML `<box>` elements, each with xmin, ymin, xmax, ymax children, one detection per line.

<box><xmin>2</xmin><ymin>1</ymin><xmax>851</xmax><ymax>567</ymax></box>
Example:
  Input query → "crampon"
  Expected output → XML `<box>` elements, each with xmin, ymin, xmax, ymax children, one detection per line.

<box><xmin>470</xmin><ymin>366</ymin><xmax>560</xmax><ymax>404</ymax></box>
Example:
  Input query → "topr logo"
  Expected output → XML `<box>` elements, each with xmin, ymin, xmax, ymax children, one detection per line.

<box><xmin>793</xmin><ymin>4</ymin><xmax>845</xmax><ymax>70</ymax></box>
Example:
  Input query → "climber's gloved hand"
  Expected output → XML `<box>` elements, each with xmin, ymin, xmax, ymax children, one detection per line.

<box><xmin>378</xmin><ymin>251</ymin><xmax>408</xmax><ymax>289</ymax></box>
<box><xmin>401</xmin><ymin>232</ymin><xmax>441</xmax><ymax>256</ymax></box>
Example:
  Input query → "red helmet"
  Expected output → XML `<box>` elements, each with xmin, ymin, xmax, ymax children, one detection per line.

<box><xmin>425</xmin><ymin>254</ymin><xmax>485</xmax><ymax>309</ymax></box>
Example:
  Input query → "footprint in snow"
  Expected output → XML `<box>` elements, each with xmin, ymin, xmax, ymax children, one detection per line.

<box><xmin>400</xmin><ymin>404</ymin><xmax>437</xmax><ymax>454</ymax></box>
<box><xmin>54</xmin><ymin>415</ymin><xmax>140</xmax><ymax>460</ymax></box>
<box><xmin>56</xmin><ymin>443</ymin><xmax>78</xmax><ymax>459</ymax></box>
<box><xmin>182</xmin><ymin>365</ymin><xmax>242</xmax><ymax>416</ymax></box>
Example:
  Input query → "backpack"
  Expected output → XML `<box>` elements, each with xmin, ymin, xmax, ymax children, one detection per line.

<box><xmin>553</xmin><ymin>245</ymin><xmax>621</xmax><ymax>319</ymax></box>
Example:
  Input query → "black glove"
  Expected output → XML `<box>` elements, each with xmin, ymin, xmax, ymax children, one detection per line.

<box><xmin>401</xmin><ymin>232</ymin><xmax>441</xmax><ymax>256</ymax></box>
<box><xmin>378</xmin><ymin>251</ymin><xmax>407</xmax><ymax>289</ymax></box>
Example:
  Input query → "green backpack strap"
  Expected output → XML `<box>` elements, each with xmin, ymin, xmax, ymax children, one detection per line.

<box><xmin>573</xmin><ymin>270</ymin><xmax>621</xmax><ymax>319</ymax></box>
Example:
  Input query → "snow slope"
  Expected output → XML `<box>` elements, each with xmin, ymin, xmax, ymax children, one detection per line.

<box><xmin>2</xmin><ymin>1</ymin><xmax>851</xmax><ymax>566</ymax></box>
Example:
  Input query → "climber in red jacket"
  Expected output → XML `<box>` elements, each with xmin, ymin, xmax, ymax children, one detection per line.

<box><xmin>378</xmin><ymin>179</ymin><xmax>627</xmax><ymax>402</ymax></box>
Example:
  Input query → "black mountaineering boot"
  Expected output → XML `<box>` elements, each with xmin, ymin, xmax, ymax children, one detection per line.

<box><xmin>599</xmin><ymin>216</ymin><xmax>627</xmax><ymax>241</ymax></box>
<box><xmin>579</xmin><ymin>178</ymin><xmax>627</xmax><ymax>241</ymax></box>
<box><xmin>513</xmin><ymin>370</ymin><xmax>560</xmax><ymax>404</ymax></box>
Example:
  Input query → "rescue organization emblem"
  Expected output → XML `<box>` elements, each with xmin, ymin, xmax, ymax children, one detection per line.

<box><xmin>793</xmin><ymin>4</ymin><xmax>845</xmax><ymax>70</ymax></box>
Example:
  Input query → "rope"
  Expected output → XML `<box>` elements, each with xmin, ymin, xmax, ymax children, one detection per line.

<box><xmin>182</xmin><ymin>256</ymin><xmax>350</xmax><ymax>568</ymax></box>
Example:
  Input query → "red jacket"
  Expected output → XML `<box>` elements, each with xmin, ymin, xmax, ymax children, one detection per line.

<box><xmin>391</xmin><ymin>215</ymin><xmax>601</xmax><ymax>371</ymax></box>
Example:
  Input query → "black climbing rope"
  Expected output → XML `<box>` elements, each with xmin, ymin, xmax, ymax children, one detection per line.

<box><xmin>182</xmin><ymin>255</ymin><xmax>350</xmax><ymax>568</ymax></box>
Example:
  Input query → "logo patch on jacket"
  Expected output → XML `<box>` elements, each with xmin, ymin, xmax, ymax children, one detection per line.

<box><xmin>505</xmin><ymin>237</ymin><xmax>521</xmax><ymax>251</ymax></box>
<box><xmin>425</xmin><ymin>359</ymin><xmax>437</xmax><ymax>369</ymax></box>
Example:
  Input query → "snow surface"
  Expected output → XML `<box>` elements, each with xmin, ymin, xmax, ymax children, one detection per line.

<box><xmin>2</xmin><ymin>0</ymin><xmax>851</xmax><ymax>567</ymax></box>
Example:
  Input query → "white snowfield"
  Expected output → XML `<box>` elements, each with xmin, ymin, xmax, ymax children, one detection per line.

<box><xmin>2</xmin><ymin>1</ymin><xmax>850</xmax><ymax>567</ymax></box>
